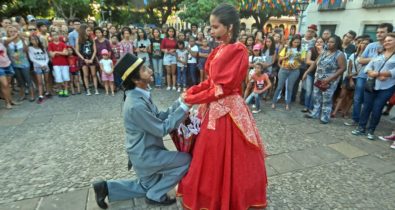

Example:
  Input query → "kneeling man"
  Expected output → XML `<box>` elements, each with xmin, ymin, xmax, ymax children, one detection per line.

<box><xmin>93</xmin><ymin>53</ymin><xmax>191</xmax><ymax>208</ymax></box>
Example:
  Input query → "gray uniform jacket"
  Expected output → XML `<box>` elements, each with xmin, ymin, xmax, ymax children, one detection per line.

<box><xmin>123</xmin><ymin>89</ymin><xmax>188</xmax><ymax>177</ymax></box>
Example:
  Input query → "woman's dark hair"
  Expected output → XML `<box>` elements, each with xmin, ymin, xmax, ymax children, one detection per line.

<box><xmin>311</xmin><ymin>37</ymin><xmax>324</xmax><ymax>59</ymax></box>
<box><xmin>177</xmin><ymin>40</ymin><xmax>185</xmax><ymax>48</ymax></box>
<box><xmin>15</xmin><ymin>16</ymin><xmax>24</xmax><ymax>24</ymax></box>
<box><xmin>78</xmin><ymin>23</ymin><xmax>90</xmax><ymax>44</ymax></box>
<box><xmin>137</xmin><ymin>28</ymin><xmax>147</xmax><ymax>41</ymax></box>
<box><xmin>246</xmin><ymin>35</ymin><xmax>254</xmax><ymax>45</ymax></box>
<box><xmin>330</xmin><ymin>35</ymin><xmax>343</xmax><ymax>51</ymax></box>
<box><xmin>166</xmin><ymin>27</ymin><xmax>176</xmax><ymax>38</ymax></box>
<box><xmin>121</xmin><ymin>27</ymin><xmax>132</xmax><ymax>37</ymax></box>
<box><xmin>29</xmin><ymin>35</ymin><xmax>46</xmax><ymax>52</ymax></box>
<box><xmin>94</xmin><ymin>27</ymin><xmax>104</xmax><ymax>35</ymax></box>
<box><xmin>211</xmin><ymin>3</ymin><xmax>240</xmax><ymax>43</ymax></box>
<box><xmin>263</xmin><ymin>36</ymin><xmax>275</xmax><ymax>56</ymax></box>
<box><xmin>289</xmin><ymin>34</ymin><xmax>302</xmax><ymax>51</ymax></box>
<box><xmin>152</xmin><ymin>28</ymin><xmax>161</xmax><ymax>39</ymax></box>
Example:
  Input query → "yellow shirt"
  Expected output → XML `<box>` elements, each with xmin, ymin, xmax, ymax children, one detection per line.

<box><xmin>279</xmin><ymin>47</ymin><xmax>306</xmax><ymax>70</ymax></box>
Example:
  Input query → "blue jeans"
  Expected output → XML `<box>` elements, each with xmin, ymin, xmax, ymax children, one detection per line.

<box><xmin>246</xmin><ymin>92</ymin><xmax>263</xmax><ymax>110</ymax></box>
<box><xmin>272</xmin><ymin>68</ymin><xmax>300</xmax><ymax>105</ymax></box>
<box><xmin>358</xmin><ymin>85</ymin><xmax>395</xmax><ymax>133</ymax></box>
<box><xmin>177</xmin><ymin>66</ymin><xmax>186</xmax><ymax>87</ymax></box>
<box><xmin>187</xmin><ymin>63</ymin><xmax>197</xmax><ymax>86</ymax></box>
<box><xmin>351</xmin><ymin>77</ymin><xmax>366</xmax><ymax>123</ymax></box>
<box><xmin>152</xmin><ymin>58</ymin><xmax>163</xmax><ymax>87</ymax></box>
<box><xmin>303</xmin><ymin>74</ymin><xmax>314</xmax><ymax>110</ymax></box>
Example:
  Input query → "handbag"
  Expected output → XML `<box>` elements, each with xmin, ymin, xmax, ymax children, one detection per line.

<box><xmin>365</xmin><ymin>52</ymin><xmax>395</xmax><ymax>93</ymax></box>
<box><xmin>314</xmin><ymin>80</ymin><xmax>330</xmax><ymax>92</ymax></box>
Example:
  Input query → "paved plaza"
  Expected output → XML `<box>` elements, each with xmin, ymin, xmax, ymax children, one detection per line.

<box><xmin>0</xmin><ymin>89</ymin><xmax>395</xmax><ymax>210</ymax></box>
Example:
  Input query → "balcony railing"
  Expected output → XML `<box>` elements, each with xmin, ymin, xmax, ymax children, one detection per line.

<box><xmin>318</xmin><ymin>1</ymin><xmax>347</xmax><ymax>11</ymax></box>
<box><xmin>363</xmin><ymin>0</ymin><xmax>395</xmax><ymax>8</ymax></box>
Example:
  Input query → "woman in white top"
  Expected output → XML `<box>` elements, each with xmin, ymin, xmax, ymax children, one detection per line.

<box><xmin>28</xmin><ymin>35</ymin><xmax>50</xmax><ymax>103</ymax></box>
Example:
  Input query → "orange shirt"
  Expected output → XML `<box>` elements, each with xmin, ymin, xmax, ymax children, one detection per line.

<box><xmin>252</xmin><ymin>73</ymin><xmax>269</xmax><ymax>92</ymax></box>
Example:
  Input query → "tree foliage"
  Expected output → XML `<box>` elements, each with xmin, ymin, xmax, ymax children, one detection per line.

<box><xmin>239</xmin><ymin>0</ymin><xmax>299</xmax><ymax>30</ymax></box>
<box><xmin>177</xmin><ymin>0</ymin><xmax>236</xmax><ymax>25</ymax></box>
<box><xmin>145</xmin><ymin>0</ymin><xmax>184</xmax><ymax>26</ymax></box>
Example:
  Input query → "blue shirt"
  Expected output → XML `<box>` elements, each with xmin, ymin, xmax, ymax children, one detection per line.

<box><xmin>135</xmin><ymin>87</ymin><xmax>190</xmax><ymax>112</ymax></box>
<box><xmin>68</xmin><ymin>30</ymin><xmax>79</xmax><ymax>48</ymax></box>
<box><xmin>364</xmin><ymin>53</ymin><xmax>395</xmax><ymax>90</ymax></box>
<box><xmin>358</xmin><ymin>42</ymin><xmax>383</xmax><ymax>79</ymax></box>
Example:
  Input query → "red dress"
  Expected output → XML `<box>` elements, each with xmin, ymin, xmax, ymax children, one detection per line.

<box><xmin>177</xmin><ymin>42</ymin><xmax>268</xmax><ymax>209</ymax></box>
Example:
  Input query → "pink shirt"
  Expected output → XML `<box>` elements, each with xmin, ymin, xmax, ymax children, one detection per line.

<box><xmin>0</xmin><ymin>43</ymin><xmax>11</xmax><ymax>68</ymax></box>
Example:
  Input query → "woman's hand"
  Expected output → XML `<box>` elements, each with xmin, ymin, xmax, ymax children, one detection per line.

<box><xmin>367</xmin><ymin>70</ymin><xmax>379</xmax><ymax>78</ymax></box>
<box><xmin>321</xmin><ymin>78</ymin><xmax>331</xmax><ymax>87</ymax></box>
<box><xmin>349</xmin><ymin>78</ymin><xmax>355</xmax><ymax>88</ymax></box>
<box><xmin>378</xmin><ymin>75</ymin><xmax>389</xmax><ymax>81</ymax></box>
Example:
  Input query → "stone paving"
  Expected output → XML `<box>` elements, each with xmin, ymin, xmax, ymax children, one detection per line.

<box><xmin>0</xmin><ymin>89</ymin><xmax>395</xmax><ymax>210</ymax></box>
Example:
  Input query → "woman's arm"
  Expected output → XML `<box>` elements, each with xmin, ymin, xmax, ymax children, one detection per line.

<box><xmin>90</xmin><ymin>40</ymin><xmax>97</xmax><ymax>61</ymax></box>
<box><xmin>305</xmin><ymin>50</ymin><xmax>314</xmax><ymax>66</ymax></box>
<box><xmin>75</xmin><ymin>40</ymin><xmax>84</xmax><ymax>60</ymax></box>
<box><xmin>323</xmin><ymin>53</ymin><xmax>346</xmax><ymax>85</ymax></box>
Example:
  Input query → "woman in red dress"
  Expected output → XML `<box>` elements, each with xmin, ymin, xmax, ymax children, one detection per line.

<box><xmin>178</xmin><ymin>4</ymin><xmax>268</xmax><ymax>210</ymax></box>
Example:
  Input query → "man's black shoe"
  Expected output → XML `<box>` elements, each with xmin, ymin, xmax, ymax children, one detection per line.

<box><xmin>93</xmin><ymin>181</ymin><xmax>109</xmax><ymax>209</ymax></box>
<box><xmin>145</xmin><ymin>195</ymin><xmax>176</xmax><ymax>206</ymax></box>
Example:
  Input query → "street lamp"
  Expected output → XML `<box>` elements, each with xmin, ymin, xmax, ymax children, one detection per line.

<box><xmin>296</xmin><ymin>0</ymin><xmax>310</xmax><ymax>33</ymax></box>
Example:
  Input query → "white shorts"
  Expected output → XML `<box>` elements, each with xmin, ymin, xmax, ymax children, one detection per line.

<box><xmin>163</xmin><ymin>54</ymin><xmax>177</xmax><ymax>66</ymax></box>
<box><xmin>53</xmin><ymin>66</ymin><xmax>70</xmax><ymax>83</ymax></box>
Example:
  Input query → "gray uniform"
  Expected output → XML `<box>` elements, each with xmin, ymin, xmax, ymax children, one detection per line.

<box><xmin>107</xmin><ymin>88</ymin><xmax>191</xmax><ymax>202</ymax></box>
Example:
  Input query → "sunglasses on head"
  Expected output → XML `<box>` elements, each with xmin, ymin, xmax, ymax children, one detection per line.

<box><xmin>29</xmin><ymin>28</ymin><xmax>36</xmax><ymax>31</ymax></box>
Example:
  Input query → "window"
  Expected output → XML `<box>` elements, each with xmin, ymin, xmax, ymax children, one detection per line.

<box><xmin>363</xmin><ymin>0</ymin><xmax>395</xmax><ymax>8</ymax></box>
<box><xmin>363</xmin><ymin>25</ymin><xmax>379</xmax><ymax>42</ymax></box>
<box><xmin>320</xmin><ymin>25</ymin><xmax>337</xmax><ymax>36</ymax></box>
<box><xmin>318</xmin><ymin>0</ymin><xmax>346</xmax><ymax>11</ymax></box>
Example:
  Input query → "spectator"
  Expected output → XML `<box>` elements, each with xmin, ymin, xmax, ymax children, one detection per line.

<box><xmin>161</xmin><ymin>27</ymin><xmax>177</xmax><ymax>90</ymax></box>
<box><xmin>48</xmin><ymin>31</ymin><xmax>70</xmax><ymax>97</ymax></box>
<box><xmin>342</xmin><ymin>30</ymin><xmax>357</xmax><ymax>59</ymax></box>
<box><xmin>0</xmin><ymin>41</ymin><xmax>17</xmax><ymax>109</ymax></box>
<box><xmin>197</xmin><ymin>37</ymin><xmax>211</xmax><ymax>82</ymax></box>
<box><xmin>304</xmin><ymin>35</ymin><xmax>346</xmax><ymax>124</ymax></box>
<box><xmin>176</xmin><ymin>40</ymin><xmax>188</xmax><ymax>92</ymax></box>
<box><xmin>245</xmin><ymin>63</ymin><xmax>272</xmax><ymax>113</ymax></box>
<box><xmin>68</xmin><ymin>19</ymin><xmax>80</xmax><ymax>49</ymax></box>
<box><xmin>352</xmin><ymin>33</ymin><xmax>395</xmax><ymax>140</ymax></box>
<box><xmin>76</xmin><ymin>24</ymin><xmax>98</xmax><ymax>95</ymax></box>
<box><xmin>345</xmin><ymin>23</ymin><xmax>394</xmax><ymax>126</ymax></box>
<box><xmin>0</xmin><ymin>18</ymin><xmax>12</xmax><ymax>38</ymax></box>
<box><xmin>134</xmin><ymin>28</ymin><xmax>151</xmax><ymax>67</ymax></box>
<box><xmin>119</xmin><ymin>27</ymin><xmax>134</xmax><ymax>58</ymax></box>
<box><xmin>99</xmin><ymin>49</ymin><xmax>115</xmax><ymax>96</ymax></box>
<box><xmin>186</xmin><ymin>37</ymin><xmax>199</xmax><ymax>86</ymax></box>
<box><xmin>150</xmin><ymin>28</ymin><xmax>163</xmax><ymax>88</ymax></box>
<box><xmin>272</xmin><ymin>35</ymin><xmax>306</xmax><ymax>110</ymax></box>
<box><xmin>67</xmin><ymin>47</ymin><xmax>81</xmax><ymax>95</ymax></box>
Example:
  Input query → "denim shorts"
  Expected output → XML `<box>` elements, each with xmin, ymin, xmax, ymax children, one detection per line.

<box><xmin>163</xmin><ymin>54</ymin><xmax>177</xmax><ymax>66</ymax></box>
<box><xmin>0</xmin><ymin>65</ymin><xmax>15</xmax><ymax>77</ymax></box>
<box><xmin>34</xmin><ymin>67</ymin><xmax>50</xmax><ymax>75</ymax></box>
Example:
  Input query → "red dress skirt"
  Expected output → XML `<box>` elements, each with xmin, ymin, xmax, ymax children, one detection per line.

<box><xmin>177</xmin><ymin>113</ymin><xmax>267</xmax><ymax>210</ymax></box>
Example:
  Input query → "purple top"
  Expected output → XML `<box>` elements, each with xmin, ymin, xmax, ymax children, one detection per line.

<box><xmin>95</xmin><ymin>39</ymin><xmax>113</xmax><ymax>61</ymax></box>
<box><xmin>197</xmin><ymin>47</ymin><xmax>211</xmax><ymax>70</ymax></box>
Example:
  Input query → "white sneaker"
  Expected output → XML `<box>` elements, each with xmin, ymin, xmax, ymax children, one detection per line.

<box><xmin>172</xmin><ymin>86</ymin><xmax>177</xmax><ymax>91</ymax></box>
<box><xmin>166</xmin><ymin>86</ymin><xmax>171</xmax><ymax>91</ymax></box>
<box><xmin>95</xmin><ymin>90</ymin><xmax>99</xmax><ymax>95</ymax></box>
<box><xmin>252</xmin><ymin>104</ymin><xmax>256</xmax><ymax>109</ymax></box>
<box><xmin>177</xmin><ymin>87</ymin><xmax>181</xmax><ymax>92</ymax></box>
<box><xmin>86</xmin><ymin>90</ymin><xmax>91</xmax><ymax>96</ymax></box>
<box><xmin>391</xmin><ymin>142</ymin><xmax>395</xmax><ymax>149</ymax></box>
<box><xmin>252</xmin><ymin>109</ymin><xmax>261</xmax><ymax>114</ymax></box>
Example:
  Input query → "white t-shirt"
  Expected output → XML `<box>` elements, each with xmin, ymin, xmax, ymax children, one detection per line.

<box><xmin>176</xmin><ymin>49</ymin><xmax>188</xmax><ymax>68</ymax></box>
<box><xmin>100</xmin><ymin>59</ymin><xmax>113</xmax><ymax>74</ymax></box>
<box><xmin>28</xmin><ymin>46</ymin><xmax>49</xmax><ymax>68</ymax></box>
<box><xmin>187</xmin><ymin>45</ymin><xmax>199</xmax><ymax>64</ymax></box>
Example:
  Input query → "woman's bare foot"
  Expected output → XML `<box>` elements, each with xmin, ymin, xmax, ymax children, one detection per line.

<box><xmin>285</xmin><ymin>105</ymin><xmax>290</xmax><ymax>111</ymax></box>
<box><xmin>271</xmin><ymin>104</ymin><xmax>276</xmax><ymax>109</ymax></box>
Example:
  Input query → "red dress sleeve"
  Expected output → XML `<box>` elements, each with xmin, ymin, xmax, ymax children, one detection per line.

<box><xmin>185</xmin><ymin>43</ymin><xmax>249</xmax><ymax>105</ymax></box>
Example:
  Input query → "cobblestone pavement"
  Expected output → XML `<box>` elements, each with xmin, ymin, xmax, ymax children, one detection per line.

<box><xmin>0</xmin><ymin>89</ymin><xmax>395</xmax><ymax>210</ymax></box>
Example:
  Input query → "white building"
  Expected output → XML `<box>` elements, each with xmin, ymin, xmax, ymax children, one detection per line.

<box><xmin>303</xmin><ymin>0</ymin><xmax>395</xmax><ymax>40</ymax></box>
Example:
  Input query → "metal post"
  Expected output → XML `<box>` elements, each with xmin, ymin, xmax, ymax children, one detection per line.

<box><xmin>298</xmin><ymin>11</ymin><xmax>304</xmax><ymax>33</ymax></box>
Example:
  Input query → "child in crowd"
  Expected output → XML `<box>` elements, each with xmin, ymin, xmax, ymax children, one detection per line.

<box><xmin>110</xmin><ymin>35</ymin><xmax>120</xmax><ymax>64</ymax></box>
<box><xmin>176</xmin><ymin>41</ymin><xmax>188</xmax><ymax>92</ymax></box>
<box><xmin>67</xmin><ymin>46</ymin><xmax>81</xmax><ymax>95</ymax></box>
<box><xmin>99</xmin><ymin>49</ymin><xmax>115</xmax><ymax>96</ymax></box>
<box><xmin>186</xmin><ymin>37</ymin><xmax>199</xmax><ymax>86</ymax></box>
<box><xmin>48</xmin><ymin>31</ymin><xmax>70</xmax><ymax>97</ymax></box>
<box><xmin>245</xmin><ymin>44</ymin><xmax>264</xmax><ymax>98</ymax></box>
<box><xmin>197</xmin><ymin>37</ymin><xmax>211</xmax><ymax>82</ymax></box>
<box><xmin>245</xmin><ymin>63</ymin><xmax>272</xmax><ymax>114</ymax></box>
<box><xmin>28</xmin><ymin>35</ymin><xmax>50</xmax><ymax>104</ymax></box>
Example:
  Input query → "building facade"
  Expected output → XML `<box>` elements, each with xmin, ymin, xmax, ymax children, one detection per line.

<box><xmin>303</xmin><ymin>0</ymin><xmax>395</xmax><ymax>40</ymax></box>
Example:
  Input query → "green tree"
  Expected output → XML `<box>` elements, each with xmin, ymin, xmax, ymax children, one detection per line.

<box><xmin>177</xmin><ymin>0</ymin><xmax>236</xmax><ymax>25</ymax></box>
<box><xmin>145</xmin><ymin>0</ymin><xmax>185</xmax><ymax>26</ymax></box>
<box><xmin>239</xmin><ymin>0</ymin><xmax>299</xmax><ymax>30</ymax></box>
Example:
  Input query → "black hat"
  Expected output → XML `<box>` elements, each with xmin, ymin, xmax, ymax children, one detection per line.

<box><xmin>114</xmin><ymin>53</ymin><xmax>144</xmax><ymax>83</ymax></box>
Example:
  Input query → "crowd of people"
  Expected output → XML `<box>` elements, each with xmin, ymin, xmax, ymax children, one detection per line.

<box><xmin>1</xmin><ymin>15</ymin><xmax>395</xmax><ymax>149</ymax></box>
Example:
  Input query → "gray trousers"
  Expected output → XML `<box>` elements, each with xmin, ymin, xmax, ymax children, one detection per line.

<box><xmin>107</xmin><ymin>152</ymin><xmax>190</xmax><ymax>202</ymax></box>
